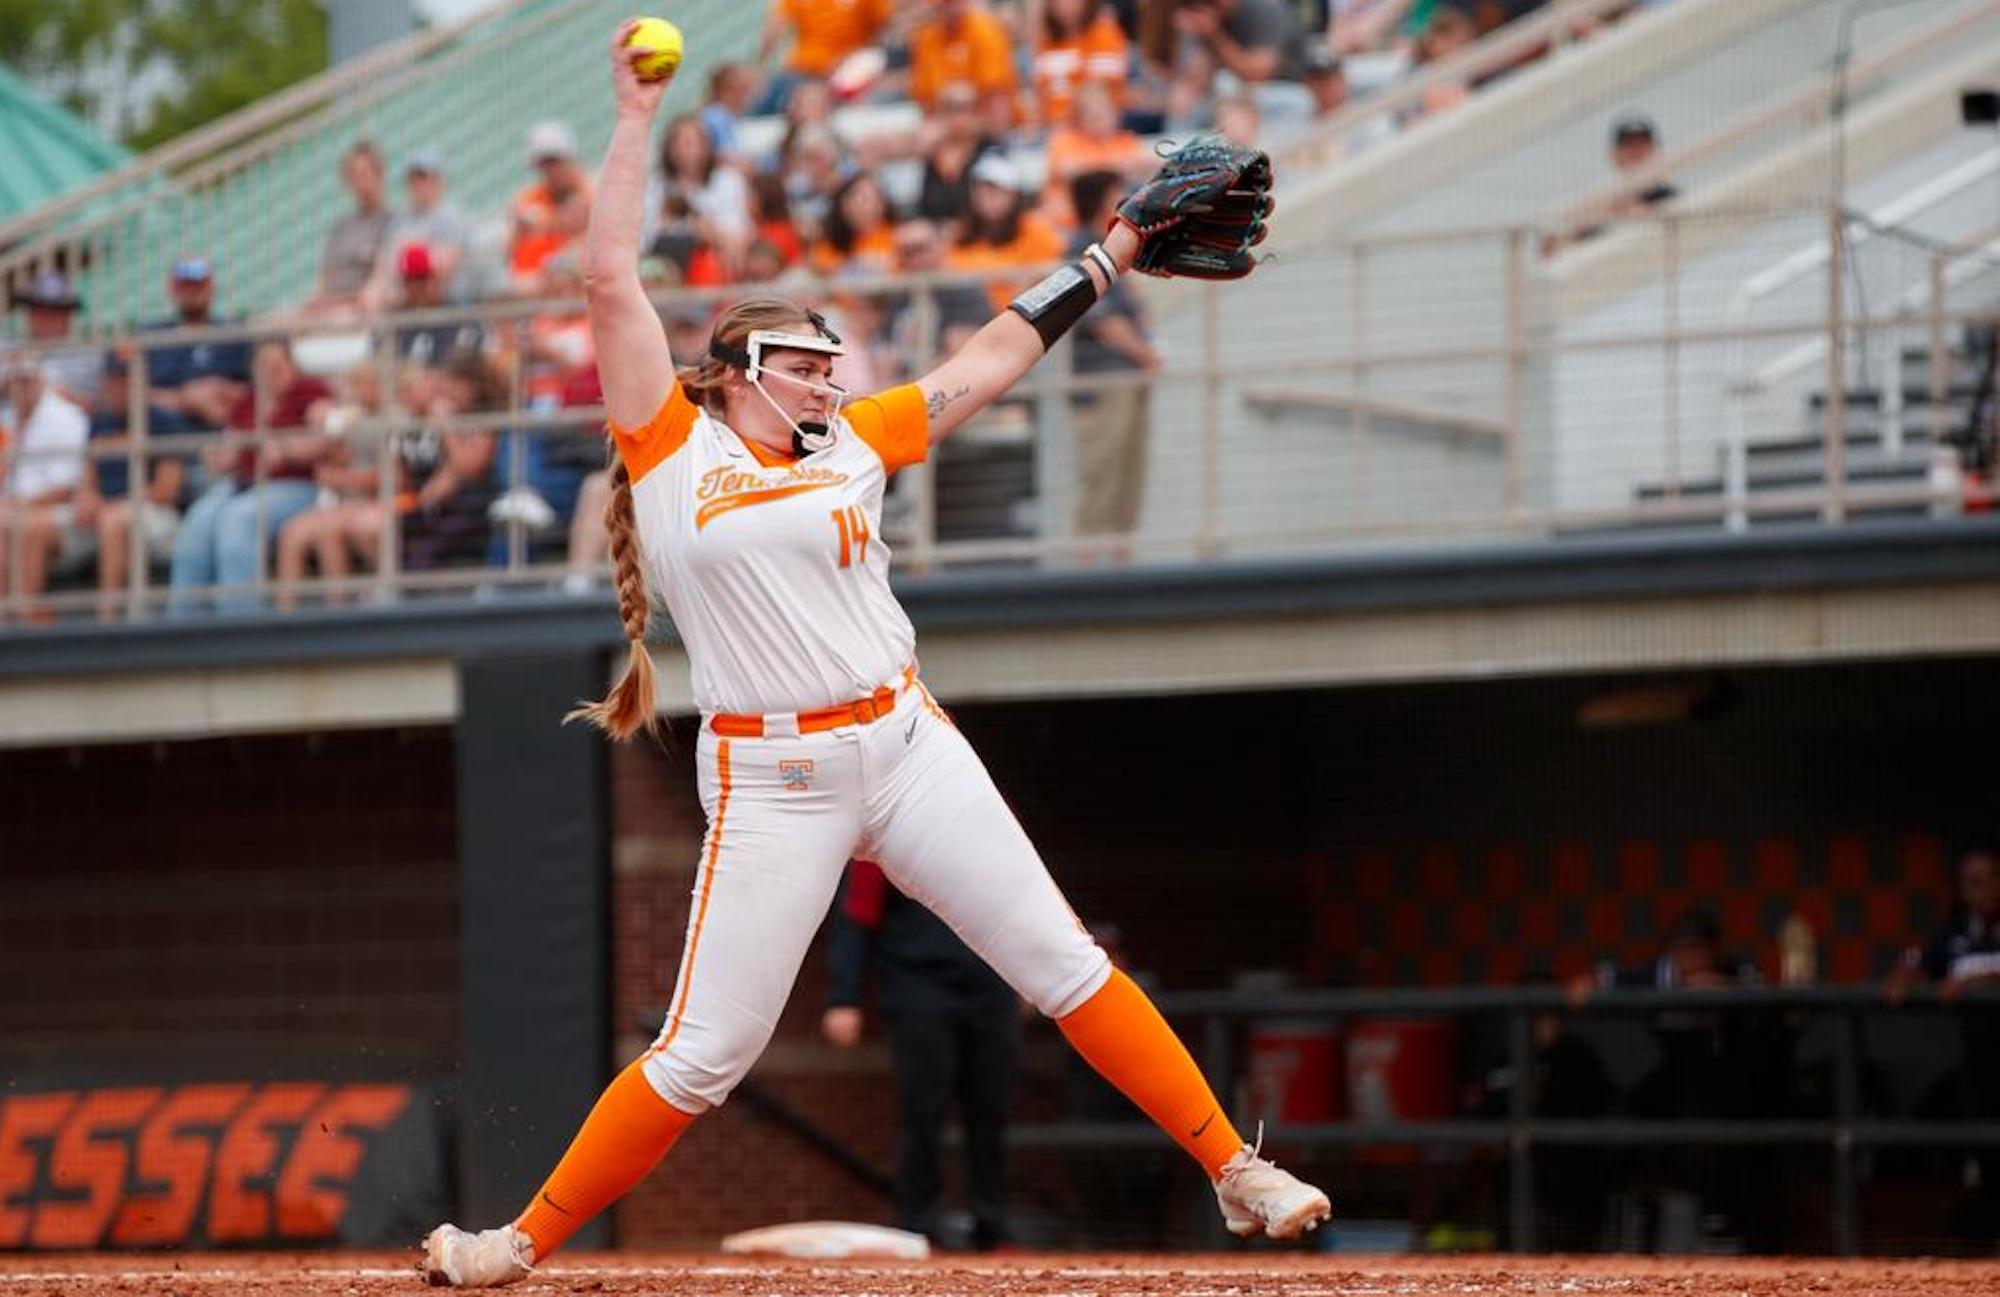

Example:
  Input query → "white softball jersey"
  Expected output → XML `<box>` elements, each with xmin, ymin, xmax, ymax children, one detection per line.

<box><xmin>608</xmin><ymin>382</ymin><xmax>1109</xmax><ymax>1115</ymax></box>
<box><xmin>615</xmin><ymin>381</ymin><xmax>926</xmax><ymax>718</ymax></box>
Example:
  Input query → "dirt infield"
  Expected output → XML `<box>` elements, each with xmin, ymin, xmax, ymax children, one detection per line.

<box><xmin>2</xmin><ymin>1253</ymin><xmax>1999</xmax><ymax>1297</ymax></box>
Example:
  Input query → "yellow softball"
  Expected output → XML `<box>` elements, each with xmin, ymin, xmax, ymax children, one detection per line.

<box><xmin>624</xmin><ymin>16</ymin><xmax>683</xmax><ymax>82</ymax></box>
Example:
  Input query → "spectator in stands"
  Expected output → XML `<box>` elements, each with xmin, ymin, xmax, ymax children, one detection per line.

<box><xmin>1041</xmin><ymin>82</ymin><xmax>1150</xmax><ymax>231</ymax></box>
<box><xmin>758</xmin><ymin>0</ymin><xmax>895</xmax><ymax>114</ymax></box>
<box><xmin>1213</xmin><ymin>91</ymin><xmax>1263</xmax><ymax>147</ymax></box>
<box><xmin>66</xmin><ymin>355</ymin><xmax>195</xmax><ymax>617</ymax></box>
<box><xmin>1067</xmin><ymin>169</ymin><xmax>1158</xmax><ymax>556</ymax></box>
<box><xmin>765</xmin><ymin>77</ymin><xmax>838</xmax><ymax>173</ymax></box>
<box><xmin>916</xmin><ymin>81</ymin><xmax>1007</xmax><ymax>233</ymax></box>
<box><xmin>1125</xmin><ymin>0</ymin><xmax>1183</xmax><ymax>133</ymax></box>
<box><xmin>510</xmin><ymin>121</ymin><xmax>594</xmax><ymax>288</ymax></box>
<box><xmin>822</xmin><ymin>859</ymin><xmax>1021</xmax><ymax>1252</ymax></box>
<box><xmin>1886</xmin><ymin>844</ymin><xmax>2000</xmax><ymax>1239</ymax></box>
<box><xmin>909</xmin><ymin>0</ymin><xmax>1022</xmax><ymax>135</ymax></box>
<box><xmin>277</xmin><ymin>347</ymin><xmax>501</xmax><ymax>602</ymax></box>
<box><xmin>880</xmin><ymin>217</ymin><xmax>992</xmax><ymax>372</ymax></box>
<box><xmin>645</xmin><ymin>114</ymin><xmax>754</xmax><ymax>280</ymax></box>
<box><xmin>778</xmin><ymin>123</ymin><xmax>851</xmax><ymax>250</ymax></box>
<box><xmin>0</xmin><ymin>356</ymin><xmax>89</xmax><ymax>615</ymax></box>
<box><xmin>1327</xmin><ymin>0</ymin><xmax>1422</xmax><ymax>55</ymax></box>
<box><xmin>132</xmin><ymin>259</ymin><xmax>252</xmax><ymax>431</ymax></box>
<box><xmin>522</xmin><ymin>251</ymin><xmax>595</xmax><ymax>407</ymax></box>
<box><xmin>1033</xmin><ymin>0</ymin><xmax>1132</xmax><ymax>132</ymax></box>
<box><xmin>390</xmin><ymin>245</ymin><xmax>483</xmax><ymax>366</ymax></box>
<box><xmin>363</xmin><ymin>148</ymin><xmax>474</xmax><ymax>311</ymax></box>
<box><xmin>747</xmin><ymin>171</ymin><xmax>806</xmax><ymax>271</ymax></box>
<box><xmin>811</xmin><ymin>171</ymin><xmax>900</xmax><ymax>277</ymax></box>
<box><xmin>1605</xmin><ymin>114</ymin><xmax>1678</xmax><ymax>214</ymax></box>
<box><xmin>1264</xmin><ymin>36</ymin><xmax>1397</xmax><ymax>152</ymax></box>
<box><xmin>951</xmin><ymin>154</ymin><xmax>1066</xmax><ymax>312</ymax></box>
<box><xmin>700</xmin><ymin>63</ymin><xmax>761</xmax><ymax>163</ymax></box>
<box><xmin>167</xmin><ymin>339</ymin><xmax>335</xmax><ymax>613</ymax></box>
<box><xmin>9</xmin><ymin>271</ymin><xmax>101</xmax><ymax>412</ymax></box>
<box><xmin>1547</xmin><ymin>114</ymin><xmax>1680</xmax><ymax>253</ymax></box>
<box><xmin>1167</xmin><ymin>0</ymin><xmax>1305</xmax><ymax>128</ymax></box>
<box><xmin>303</xmin><ymin>140</ymin><xmax>393</xmax><ymax>321</ymax></box>
<box><xmin>1300</xmin><ymin>38</ymin><xmax>1351</xmax><ymax>121</ymax></box>
<box><xmin>1411</xmin><ymin>1</ymin><xmax>1478</xmax><ymax>116</ymax></box>
<box><xmin>735</xmin><ymin>240</ymin><xmax>790</xmax><ymax>287</ymax></box>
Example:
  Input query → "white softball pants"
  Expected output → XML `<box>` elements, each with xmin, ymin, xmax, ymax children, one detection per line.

<box><xmin>641</xmin><ymin>680</ymin><xmax>1111</xmax><ymax>1113</ymax></box>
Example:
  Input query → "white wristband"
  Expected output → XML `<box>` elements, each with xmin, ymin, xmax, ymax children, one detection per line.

<box><xmin>1082</xmin><ymin>241</ymin><xmax>1119</xmax><ymax>285</ymax></box>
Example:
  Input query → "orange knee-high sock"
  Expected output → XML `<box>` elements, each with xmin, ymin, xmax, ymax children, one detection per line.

<box><xmin>512</xmin><ymin>1057</ymin><xmax>697</xmax><ymax>1259</ymax></box>
<box><xmin>1057</xmin><ymin>968</ymin><xmax>1244</xmax><ymax>1178</ymax></box>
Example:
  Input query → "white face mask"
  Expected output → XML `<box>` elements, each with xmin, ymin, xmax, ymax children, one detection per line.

<box><xmin>717</xmin><ymin>323</ymin><xmax>849</xmax><ymax>455</ymax></box>
<box><xmin>751</xmin><ymin>364</ymin><xmax>850</xmax><ymax>453</ymax></box>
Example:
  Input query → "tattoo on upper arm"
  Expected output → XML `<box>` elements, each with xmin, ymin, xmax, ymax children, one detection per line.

<box><xmin>926</xmin><ymin>383</ymin><xmax>971</xmax><ymax>421</ymax></box>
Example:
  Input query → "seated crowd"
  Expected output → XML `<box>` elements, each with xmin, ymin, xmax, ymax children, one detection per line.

<box><xmin>0</xmin><ymin>0</ymin><xmax>1653</xmax><ymax>619</ymax></box>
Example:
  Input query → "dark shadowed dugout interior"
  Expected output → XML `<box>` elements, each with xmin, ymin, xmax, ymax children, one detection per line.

<box><xmin>4</xmin><ymin>654</ymin><xmax>1998</xmax><ymax>1253</ymax></box>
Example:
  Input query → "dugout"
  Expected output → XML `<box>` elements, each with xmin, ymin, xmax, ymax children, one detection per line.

<box><xmin>6</xmin><ymin>522</ymin><xmax>2000</xmax><ymax>1252</ymax></box>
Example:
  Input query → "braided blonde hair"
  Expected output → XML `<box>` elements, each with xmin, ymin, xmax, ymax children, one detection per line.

<box><xmin>566</xmin><ymin>297</ymin><xmax>822</xmax><ymax>741</ymax></box>
<box><xmin>566</xmin><ymin>458</ymin><xmax>658</xmax><ymax>739</ymax></box>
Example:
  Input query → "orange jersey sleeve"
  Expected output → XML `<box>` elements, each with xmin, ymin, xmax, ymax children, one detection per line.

<box><xmin>844</xmin><ymin>383</ymin><xmax>930</xmax><ymax>473</ymax></box>
<box><xmin>610</xmin><ymin>382</ymin><xmax>699</xmax><ymax>485</ymax></box>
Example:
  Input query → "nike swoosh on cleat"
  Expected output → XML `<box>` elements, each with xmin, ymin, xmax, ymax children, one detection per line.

<box><xmin>1191</xmin><ymin>1110</ymin><xmax>1216</xmax><ymax>1138</ymax></box>
<box><xmin>541</xmin><ymin>1192</ymin><xmax>572</xmax><ymax>1216</ymax></box>
<box><xmin>904</xmin><ymin>715</ymin><xmax>919</xmax><ymax>743</ymax></box>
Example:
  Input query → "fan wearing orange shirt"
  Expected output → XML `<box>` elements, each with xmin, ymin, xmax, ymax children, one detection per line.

<box><xmin>809</xmin><ymin>172</ymin><xmax>900</xmax><ymax>278</ymax></box>
<box><xmin>1031</xmin><ymin>0</ymin><xmax>1130</xmax><ymax>131</ymax></box>
<box><xmin>762</xmin><ymin>0</ymin><xmax>895</xmax><ymax>79</ymax></box>
<box><xmin>909</xmin><ymin>0</ymin><xmax>1021</xmax><ymax>133</ymax></box>
<box><xmin>1040</xmin><ymin>82</ymin><xmax>1149</xmax><ymax>231</ymax></box>
<box><xmin>946</xmin><ymin>153</ymin><xmax>1066</xmax><ymax>311</ymax></box>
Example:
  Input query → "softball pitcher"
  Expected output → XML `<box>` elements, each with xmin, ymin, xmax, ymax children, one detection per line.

<box><xmin>421</xmin><ymin>19</ymin><xmax>1316</xmax><ymax>1285</ymax></box>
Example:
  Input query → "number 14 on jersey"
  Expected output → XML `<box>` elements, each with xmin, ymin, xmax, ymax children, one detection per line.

<box><xmin>831</xmin><ymin>506</ymin><xmax>871</xmax><ymax>568</ymax></box>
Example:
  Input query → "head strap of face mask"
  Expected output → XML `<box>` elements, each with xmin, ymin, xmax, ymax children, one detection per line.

<box><xmin>709</xmin><ymin>310</ymin><xmax>848</xmax><ymax>454</ymax></box>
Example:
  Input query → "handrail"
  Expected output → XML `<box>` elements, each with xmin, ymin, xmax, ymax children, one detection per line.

<box><xmin>1747</xmin><ymin>228</ymin><xmax>2000</xmax><ymax>396</ymax></box>
<box><xmin>1732</xmin><ymin>153</ymin><xmax>2000</xmax><ymax>320</ymax></box>
<box><xmin>979</xmin><ymin>983</ymin><xmax>2000</xmax><ymax>1251</ymax></box>
<box><xmin>5</xmin><ymin>227</ymin><xmax>1995</xmax><ymax>627</ymax></box>
<box><xmin>1273</xmin><ymin>0</ymin><xmax>1643</xmax><ymax>170</ymax></box>
<box><xmin>1548</xmin><ymin>0</ymin><xmax>2000</xmax><ymax>236</ymax></box>
<box><xmin>0</xmin><ymin>0</ymin><xmax>539</xmax><ymax>251</ymax></box>
<box><xmin>1719</xmin><ymin>157</ymin><xmax>2000</xmax><ymax>529</ymax></box>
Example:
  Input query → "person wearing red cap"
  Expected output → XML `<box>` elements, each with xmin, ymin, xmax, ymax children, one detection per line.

<box><xmin>388</xmin><ymin>244</ymin><xmax>482</xmax><ymax>366</ymax></box>
<box><xmin>363</xmin><ymin>148</ymin><xmax>475</xmax><ymax>311</ymax></box>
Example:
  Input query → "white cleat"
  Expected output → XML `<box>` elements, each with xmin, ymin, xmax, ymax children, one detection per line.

<box><xmin>420</xmin><ymin>1223</ymin><xmax>536</xmax><ymax>1287</ymax></box>
<box><xmin>1213</xmin><ymin>1138</ymin><xmax>1333</xmax><ymax>1241</ymax></box>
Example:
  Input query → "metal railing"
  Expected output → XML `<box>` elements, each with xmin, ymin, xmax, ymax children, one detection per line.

<box><xmin>1275</xmin><ymin>0</ymin><xmax>1664</xmax><ymax>172</ymax></box>
<box><xmin>2</xmin><ymin>209</ymin><xmax>1994</xmax><ymax>627</ymax></box>
<box><xmin>1137</xmin><ymin>984</ymin><xmax>2000</xmax><ymax>1252</ymax></box>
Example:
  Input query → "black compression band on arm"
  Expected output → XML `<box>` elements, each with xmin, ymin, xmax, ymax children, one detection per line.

<box><xmin>1008</xmin><ymin>262</ymin><xmax>1099</xmax><ymax>352</ymax></box>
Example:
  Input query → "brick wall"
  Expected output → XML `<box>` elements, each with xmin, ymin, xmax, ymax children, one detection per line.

<box><xmin>0</xmin><ymin>728</ymin><xmax>461</xmax><ymax>1076</ymax></box>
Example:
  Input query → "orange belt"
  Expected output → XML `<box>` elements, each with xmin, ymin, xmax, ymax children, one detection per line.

<box><xmin>709</xmin><ymin>667</ymin><xmax>917</xmax><ymax>739</ymax></box>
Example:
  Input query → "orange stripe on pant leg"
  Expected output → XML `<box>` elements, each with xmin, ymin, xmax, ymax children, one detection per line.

<box><xmin>654</xmin><ymin>738</ymin><xmax>731</xmax><ymax>1055</ymax></box>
